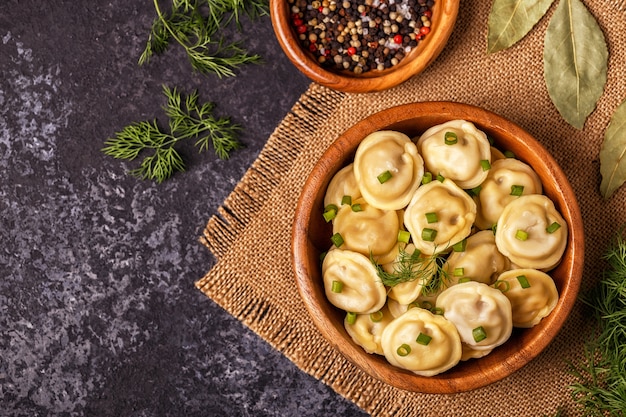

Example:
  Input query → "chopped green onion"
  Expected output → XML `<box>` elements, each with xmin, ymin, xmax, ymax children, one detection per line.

<box><xmin>510</xmin><ymin>184</ymin><xmax>524</xmax><ymax>196</ymax></box>
<box><xmin>422</xmin><ymin>172</ymin><xmax>433</xmax><ymax>184</ymax></box>
<box><xmin>370</xmin><ymin>310</ymin><xmax>384</xmax><ymax>322</ymax></box>
<box><xmin>504</xmin><ymin>150</ymin><xmax>516</xmax><ymax>158</ymax></box>
<box><xmin>351</xmin><ymin>203</ymin><xmax>363</xmax><ymax>212</ymax></box>
<box><xmin>421</xmin><ymin>228</ymin><xmax>437</xmax><ymax>242</ymax></box>
<box><xmin>323</xmin><ymin>204</ymin><xmax>338</xmax><ymax>222</ymax></box>
<box><xmin>472</xmin><ymin>326</ymin><xmax>487</xmax><ymax>343</ymax></box>
<box><xmin>487</xmin><ymin>136</ymin><xmax>495</xmax><ymax>146</ymax></box>
<box><xmin>397</xmin><ymin>344</ymin><xmax>411</xmax><ymax>356</ymax></box>
<box><xmin>436</xmin><ymin>173</ymin><xmax>445</xmax><ymax>182</ymax></box>
<box><xmin>341</xmin><ymin>195</ymin><xmax>352</xmax><ymax>206</ymax></box>
<box><xmin>432</xmin><ymin>307</ymin><xmax>444</xmax><ymax>315</ymax></box>
<box><xmin>517</xmin><ymin>275</ymin><xmax>531</xmax><ymax>289</ymax></box>
<box><xmin>408</xmin><ymin>301</ymin><xmax>420</xmax><ymax>310</ymax></box>
<box><xmin>331</xmin><ymin>280</ymin><xmax>343</xmax><ymax>293</ymax></box>
<box><xmin>493</xmin><ymin>280</ymin><xmax>510</xmax><ymax>292</ymax></box>
<box><xmin>480</xmin><ymin>159</ymin><xmax>491</xmax><ymax>171</ymax></box>
<box><xmin>397</xmin><ymin>230</ymin><xmax>411</xmax><ymax>244</ymax></box>
<box><xmin>453</xmin><ymin>267</ymin><xmax>465</xmax><ymax>277</ymax></box>
<box><xmin>491</xmin><ymin>224</ymin><xmax>498</xmax><ymax>235</ymax></box>
<box><xmin>546</xmin><ymin>221</ymin><xmax>561</xmax><ymax>234</ymax></box>
<box><xmin>420</xmin><ymin>301</ymin><xmax>433</xmax><ymax>310</ymax></box>
<box><xmin>377</xmin><ymin>170</ymin><xmax>393</xmax><ymax>184</ymax></box>
<box><xmin>515</xmin><ymin>229</ymin><xmax>529</xmax><ymax>241</ymax></box>
<box><xmin>452</xmin><ymin>239</ymin><xmax>467</xmax><ymax>252</ymax></box>
<box><xmin>416</xmin><ymin>332</ymin><xmax>432</xmax><ymax>346</ymax></box>
<box><xmin>331</xmin><ymin>232</ymin><xmax>344</xmax><ymax>247</ymax></box>
<box><xmin>425</xmin><ymin>212</ymin><xmax>439</xmax><ymax>224</ymax></box>
<box><xmin>444</xmin><ymin>131</ymin><xmax>458</xmax><ymax>145</ymax></box>
<box><xmin>458</xmin><ymin>277</ymin><xmax>471</xmax><ymax>283</ymax></box>
<box><xmin>346</xmin><ymin>312</ymin><xmax>357</xmax><ymax>325</ymax></box>
<box><xmin>469</xmin><ymin>185</ymin><xmax>482</xmax><ymax>196</ymax></box>
<box><xmin>319</xmin><ymin>251</ymin><xmax>327</xmax><ymax>262</ymax></box>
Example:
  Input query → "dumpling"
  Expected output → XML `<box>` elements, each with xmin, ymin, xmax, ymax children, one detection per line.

<box><xmin>417</xmin><ymin>120</ymin><xmax>491</xmax><ymax>189</ymax></box>
<box><xmin>322</xmin><ymin>249</ymin><xmax>387</xmax><ymax>314</ymax></box>
<box><xmin>381</xmin><ymin>307</ymin><xmax>462</xmax><ymax>376</ymax></box>
<box><xmin>494</xmin><ymin>269</ymin><xmax>559</xmax><ymax>328</ymax></box>
<box><xmin>323</xmin><ymin>163</ymin><xmax>362</xmax><ymax>210</ymax></box>
<box><xmin>353</xmin><ymin>130</ymin><xmax>424</xmax><ymax>211</ymax></box>
<box><xmin>333</xmin><ymin>198</ymin><xmax>401</xmax><ymax>263</ymax></box>
<box><xmin>495</xmin><ymin>194</ymin><xmax>568</xmax><ymax>271</ymax></box>
<box><xmin>384</xmin><ymin>244</ymin><xmax>438</xmax><ymax>305</ymax></box>
<box><xmin>474</xmin><ymin>158</ymin><xmax>543</xmax><ymax>230</ymax></box>
<box><xmin>404</xmin><ymin>178</ymin><xmax>476</xmax><ymax>255</ymax></box>
<box><xmin>442</xmin><ymin>230</ymin><xmax>511</xmax><ymax>286</ymax></box>
<box><xmin>344</xmin><ymin>306</ymin><xmax>395</xmax><ymax>355</ymax></box>
<box><xmin>436</xmin><ymin>281</ymin><xmax>513</xmax><ymax>352</ymax></box>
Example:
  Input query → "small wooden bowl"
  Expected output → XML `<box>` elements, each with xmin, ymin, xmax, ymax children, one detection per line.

<box><xmin>291</xmin><ymin>102</ymin><xmax>584</xmax><ymax>393</ymax></box>
<box><xmin>270</xmin><ymin>0</ymin><xmax>460</xmax><ymax>93</ymax></box>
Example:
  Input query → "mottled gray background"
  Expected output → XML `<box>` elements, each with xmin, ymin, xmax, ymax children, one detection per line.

<box><xmin>0</xmin><ymin>1</ymin><xmax>367</xmax><ymax>415</ymax></box>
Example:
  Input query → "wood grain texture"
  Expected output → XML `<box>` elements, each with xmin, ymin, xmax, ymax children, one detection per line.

<box><xmin>270</xmin><ymin>0</ymin><xmax>460</xmax><ymax>93</ymax></box>
<box><xmin>291</xmin><ymin>102</ymin><xmax>584</xmax><ymax>394</ymax></box>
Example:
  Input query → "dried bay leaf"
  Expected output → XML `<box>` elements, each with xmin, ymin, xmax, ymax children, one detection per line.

<box><xmin>600</xmin><ymin>100</ymin><xmax>626</xmax><ymax>199</ymax></box>
<box><xmin>543</xmin><ymin>0</ymin><xmax>608</xmax><ymax>130</ymax></box>
<box><xmin>487</xmin><ymin>0</ymin><xmax>554</xmax><ymax>54</ymax></box>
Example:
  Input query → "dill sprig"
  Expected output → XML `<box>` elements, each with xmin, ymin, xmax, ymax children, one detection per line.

<box><xmin>568</xmin><ymin>227</ymin><xmax>626</xmax><ymax>416</ymax></box>
<box><xmin>139</xmin><ymin>0</ymin><xmax>267</xmax><ymax>77</ymax></box>
<box><xmin>372</xmin><ymin>247</ymin><xmax>448</xmax><ymax>292</ymax></box>
<box><xmin>102</xmin><ymin>85</ymin><xmax>242</xmax><ymax>183</ymax></box>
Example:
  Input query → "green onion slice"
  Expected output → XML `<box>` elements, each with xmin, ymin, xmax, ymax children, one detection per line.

<box><xmin>331</xmin><ymin>232</ymin><xmax>344</xmax><ymax>247</ymax></box>
<box><xmin>510</xmin><ymin>184</ymin><xmax>524</xmax><ymax>196</ymax></box>
<box><xmin>346</xmin><ymin>312</ymin><xmax>357</xmax><ymax>325</ymax></box>
<box><xmin>436</xmin><ymin>173</ymin><xmax>445</xmax><ymax>182</ymax></box>
<box><xmin>504</xmin><ymin>150</ymin><xmax>516</xmax><ymax>158</ymax></box>
<box><xmin>397</xmin><ymin>230</ymin><xmax>411</xmax><ymax>244</ymax></box>
<box><xmin>458</xmin><ymin>277</ymin><xmax>471</xmax><ymax>283</ymax></box>
<box><xmin>480</xmin><ymin>159</ymin><xmax>491</xmax><ymax>171</ymax></box>
<box><xmin>453</xmin><ymin>267</ymin><xmax>465</xmax><ymax>277</ymax></box>
<box><xmin>377</xmin><ymin>170</ymin><xmax>393</xmax><ymax>184</ymax></box>
<box><xmin>323</xmin><ymin>209</ymin><xmax>336</xmax><ymax>222</ymax></box>
<box><xmin>370</xmin><ymin>310</ymin><xmax>384</xmax><ymax>322</ymax></box>
<box><xmin>452</xmin><ymin>239</ymin><xmax>467</xmax><ymax>252</ymax></box>
<box><xmin>493</xmin><ymin>280</ymin><xmax>510</xmax><ymax>292</ymax></box>
<box><xmin>397</xmin><ymin>344</ymin><xmax>411</xmax><ymax>356</ymax></box>
<box><xmin>422</xmin><ymin>172</ymin><xmax>433</xmax><ymax>184</ymax></box>
<box><xmin>517</xmin><ymin>275</ymin><xmax>531</xmax><ymax>289</ymax></box>
<box><xmin>331</xmin><ymin>280</ymin><xmax>343</xmax><ymax>293</ymax></box>
<box><xmin>515</xmin><ymin>229</ymin><xmax>529</xmax><ymax>241</ymax></box>
<box><xmin>420</xmin><ymin>301</ymin><xmax>433</xmax><ymax>310</ymax></box>
<box><xmin>351</xmin><ymin>203</ymin><xmax>363</xmax><ymax>212</ymax></box>
<box><xmin>421</xmin><ymin>228</ymin><xmax>437</xmax><ymax>242</ymax></box>
<box><xmin>416</xmin><ymin>332</ymin><xmax>432</xmax><ymax>346</ymax></box>
<box><xmin>469</xmin><ymin>185</ymin><xmax>482</xmax><ymax>196</ymax></box>
<box><xmin>425</xmin><ymin>212</ymin><xmax>438</xmax><ymax>224</ymax></box>
<box><xmin>432</xmin><ymin>307</ymin><xmax>444</xmax><ymax>315</ymax></box>
<box><xmin>546</xmin><ymin>222</ymin><xmax>561</xmax><ymax>234</ymax></box>
<box><xmin>444</xmin><ymin>131</ymin><xmax>458</xmax><ymax>145</ymax></box>
<box><xmin>472</xmin><ymin>326</ymin><xmax>487</xmax><ymax>343</ymax></box>
<box><xmin>341</xmin><ymin>195</ymin><xmax>352</xmax><ymax>206</ymax></box>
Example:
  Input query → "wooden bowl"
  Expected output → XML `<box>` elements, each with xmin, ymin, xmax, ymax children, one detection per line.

<box><xmin>270</xmin><ymin>0</ymin><xmax>460</xmax><ymax>93</ymax></box>
<box><xmin>291</xmin><ymin>102</ymin><xmax>584</xmax><ymax>393</ymax></box>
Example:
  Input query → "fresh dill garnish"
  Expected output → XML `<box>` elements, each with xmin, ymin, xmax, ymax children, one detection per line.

<box><xmin>568</xmin><ymin>227</ymin><xmax>626</xmax><ymax>416</ymax></box>
<box><xmin>139</xmin><ymin>0</ymin><xmax>268</xmax><ymax>77</ymax></box>
<box><xmin>102</xmin><ymin>84</ymin><xmax>242</xmax><ymax>183</ymax></box>
<box><xmin>372</xmin><ymin>247</ymin><xmax>448</xmax><ymax>292</ymax></box>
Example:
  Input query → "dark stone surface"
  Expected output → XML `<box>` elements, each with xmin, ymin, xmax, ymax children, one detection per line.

<box><xmin>0</xmin><ymin>1</ymin><xmax>368</xmax><ymax>416</ymax></box>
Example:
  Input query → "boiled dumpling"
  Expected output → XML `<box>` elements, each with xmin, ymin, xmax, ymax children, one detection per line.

<box><xmin>495</xmin><ymin>194</ymin><xmax>567</xmax><ymax>271</ymax></box>
<box><xmin>353</xmin><ymin>130</ymin><xmax>424</xmax><ymax>211</ymax></box>
<box><xmin>474</xmin><ymin>158</ymin><xmax>543</xmax><ymax>230</ymax></box>
<box><xmin>436</xmin><ymin>281</ymin><xmax>513</xmax><ymax>352</ymax></box>
<box><xmin>404</xmin><ymin>178</ymin><xmax>476</xmax><ymax>255</ymax></box>
<box><xmin>323</xmin><ymin>163</ymin><xmax>362</xmax><ymax>210</ymax></box>
<box><xmin>417</xmin><ymin>120</ymin><xmax>491</xmax><ymax>189</ymax></box>
<box><xmin>381</xmin><ymin>307</ymin><xmax>462</xmax><ymax>376</ymax></box>
<box><xmin>344</xmin><ymin>306</ymin><xmax>395</xmax><ymax>355</ymax></box>
<box><xmin>494</xmin><ymin>269</ymin><xmax>559</xmax><ymax>328</ymax></box>
<box><xmin>322</xmin><ymin>249</ymin><xmax>387</xmax><ymax>314</ymax></box>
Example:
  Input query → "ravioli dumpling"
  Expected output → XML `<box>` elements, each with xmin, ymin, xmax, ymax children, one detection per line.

<box><xmin>322</xmin><ymin>249</ymin><xmax>387</xmax><ymax>314</ymax></box>
<box><xmin>436</xmin><ymin>281</ymin><xmax>513</xmax><ymax>352</ymax></box>
<box><xmin>333</xmin><ymin>198</ymin><xmax>401</xmax><ymax>263</ymax></box>
<box><xmin>404</xmin><ymin>178</ymin><xmax>476</xmax><ymax>255</ymax></box>
<box><xmin>323</xmin><ymin>163</ymin><xmax>362</xmax><ymax>210</ymax></box>
<box><xmin>442</xmin><ymin>230</ymin><xmax>510</xmax><ymax>286</ymax></box>
<box><xmin>344</xmin><ymin>306</ymin><xmax>395</xmax><ymax>355</ymax></box>
<box><xmin>494</xmin><ymin>269</ymin><xmax>559</xmax><ymax>328</ymax></box>
<box><xmin>474</xmin><ymin>158</ymin><xmax>543</xmax><ymax>230</ymax></box>
<box><xmin>381</xmin><ymin>308</ymin><xmax>462</xmax><ymax>376</ymax></box>
<box><xmin>353</xmin><ymin>130</ymin><xmax>424</xmax><ymax>210</ymax></box>
<box><xmin>417</xmin><ymin>120</ymin><xmax>491</xmax><ymax>189</ymax></box>
<box><xmin>495</xmin><ymin>194</ymin><xmax>568</xmax><ymax>271</ymax></box>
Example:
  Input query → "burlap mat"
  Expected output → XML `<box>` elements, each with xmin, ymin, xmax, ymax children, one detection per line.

<box><xmin>196</xmin><ymin>0</ymin><xmax>626</xmax><ymax>415</ymax></box>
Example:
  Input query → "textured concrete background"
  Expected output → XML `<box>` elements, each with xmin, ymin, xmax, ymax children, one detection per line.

<box><xmin>0</xmin><ymin>1</ymin><xmax>367</xmax><ymax>415</ymax></box>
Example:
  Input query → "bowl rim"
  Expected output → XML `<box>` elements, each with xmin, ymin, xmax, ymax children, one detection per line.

<box><xmin>270</xmin><ymin>0</ymin><xmax>461</xmax><ymax>93</ymax></box>
<box><xmin>291</xmin><ymin>101</ymin><xmax>585</xmax><ymax>393</ymax></box>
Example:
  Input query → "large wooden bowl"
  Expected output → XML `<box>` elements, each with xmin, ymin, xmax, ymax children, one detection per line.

<box><xmin>270</xmin><ymin>0</ymin><xmax>460</xmax><ymax>93</ymax></box>
<box><xmin>291</xmin><ymin>102</ymin><xmax>584</xmax><ymax>393</ymax></box>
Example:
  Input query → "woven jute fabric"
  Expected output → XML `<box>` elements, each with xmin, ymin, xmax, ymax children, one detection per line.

<box><xmin>196</xmin><ymin>0</ymin><xmax>626</xmax><ymax>415</ymax></box>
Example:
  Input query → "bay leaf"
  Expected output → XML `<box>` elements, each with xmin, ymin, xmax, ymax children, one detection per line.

<box><xmin>487</xmin><ymin>0</ymin><xmax>554</xmax><ymax>54</ymax></box>
<box><xmin>543</xmin><ymin>0</ymin><xmax>608</xmax><ymax>130</ymax></box>
<box><xmin>600</xmin><ymin>100</ymin><xmax>626</xmax><ymax>199</ymax></box>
